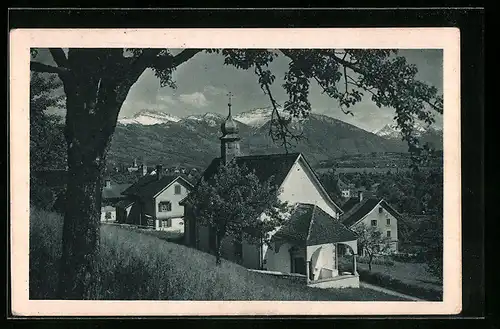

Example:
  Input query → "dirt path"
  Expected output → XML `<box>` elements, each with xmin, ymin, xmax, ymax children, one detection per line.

<box><xmin>360</xmin><ymin>282</ymin><xmax>424</xmax><ymax>301</ymax></box>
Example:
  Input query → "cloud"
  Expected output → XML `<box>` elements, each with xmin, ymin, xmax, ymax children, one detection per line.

<box><xmin>156</xmin><ymin>94</ymin><xmax>177</xmax><ymax>105</ymax></box>
<box><xmin>179</xmin><ymin>92</ymin><xmax>209</xmax><ymax>108</ymax></box>
<box><xmin>203</xmin><ymin>85</ymin><xmax>228</xmax><ymax>96</ymax></box>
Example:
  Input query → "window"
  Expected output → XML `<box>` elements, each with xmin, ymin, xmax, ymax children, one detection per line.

<box><xmin>174</xmin><ymin>184</ymin><xmax>181</xmax><ymax>195</ymax></box>
<box><xmin>105</xmin><ymin>212</ymin><xmax>112</xmax><ymax>219</ymax></box>
<box><xmin>371</xmin><ymin>219</ymin><xmax>377</xmax><ymax>226</ymax></box>
<box><xmin>379</xmin><ymin>207</ymin><xmax>383</xmax><ymax>214</ymax></box>
<box><xmin>158</xmin><ymin>201</ymin><xmax>172</xmax><ymax>212</ymax></box>
<box><xmin>386</xmin><ymin>218</ymin><xmax>391</xmax><ymax>225</ymax></box>
<box><xmin>163</xmin><ymin>218</ymin><xmax>172</xmax><ymax>227</ymax></box>
<box><xmin>387</xmin><ymin>230</ymin><xmax>391</xmax><ymax>238</ymax></box>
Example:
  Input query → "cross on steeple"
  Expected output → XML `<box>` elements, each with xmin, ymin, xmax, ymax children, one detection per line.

<box><xmin>227</xmin><ymin>92</ymin><xmax>233</xmax><ymax>116</ymax></box>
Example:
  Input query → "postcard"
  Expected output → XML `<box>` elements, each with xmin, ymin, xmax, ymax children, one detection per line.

<box><xmin>10</xmin><ymin>27</ymin><xmax>461</xmax><ymax>316</ymax></box>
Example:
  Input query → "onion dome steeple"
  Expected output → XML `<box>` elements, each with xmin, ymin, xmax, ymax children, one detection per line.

<box><xmin>221</xmin><ymin>92</ymin><xmax>239</xmax><ymax>135</ymax></box>
<box><xmin>220</xmin><ymin>92</ymin><xmax>241</xmax><ymax>163</ymax></box>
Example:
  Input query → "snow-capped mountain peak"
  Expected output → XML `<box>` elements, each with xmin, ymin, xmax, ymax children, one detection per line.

<box><xmin>374</xmin><ymin>121</ymin><xmax>442</xmax><ymax>139</ymax></box>
<box><xmin>118</xmin><ymin>110</ymin><xmax>181</xmax><ymax>126</ymax></box>
<box><xmin>182</xmin><ymin>112</ymin><xmax>225</xmax><ymax>127</ymax></box>
<box><xmin>233</xmin><ymin>107</ymin><xmax>274</xmax><ymax>128</ymax></box>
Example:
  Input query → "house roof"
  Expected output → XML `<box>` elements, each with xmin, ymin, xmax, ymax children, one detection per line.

<box><xmin>201</xmin><ymin>153</ymin><xmax>301</xmax><ymax>187</ymax></box>
<box><xmin>273</xmin><ymin>203</ymin><xmax>357</xmax><ymax>246</ymax></box>
<box><xmin>340</xmin><ymin>197</ymin><xmax>360</xmax><ymax>213</ymax></box>
<box><xmin>341</xmin><ymin>198</ymin><xmax>402</xmax><ymax>228</ymax></box>
<box><xmin>123</xmin><ymin>175</ymin><xmax>193</xmax><ymax>199</ymax></box>
<box><xmin>115</xmin><ymin>198</ymin><xmax>135</xmax><ymax>209</ymax></box>
<box><xmin>102</xmin><ymin>183</ymin><xmax>132</xmax><ymax>200</ymax></box>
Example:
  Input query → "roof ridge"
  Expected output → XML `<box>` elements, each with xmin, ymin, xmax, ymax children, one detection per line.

<box><xmin>235</xmin><ymin>152</ymin><xmax>301</xmax><ymax>160</ymax></box>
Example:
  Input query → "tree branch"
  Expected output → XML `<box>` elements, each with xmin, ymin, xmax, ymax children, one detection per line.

<box><xmin>30</xmin><ymin>61</ymin><xmax>69</xmax><ymax>75</ymax></box>
<box><xmin>171</xmin><ymin>48</ymin><xmax>202</xmax><ymax>68</ymax></box>
<box><xmin>49</xmin><ymin>48</ymin><xmax>69</xmax><ymax>68</ymax></box>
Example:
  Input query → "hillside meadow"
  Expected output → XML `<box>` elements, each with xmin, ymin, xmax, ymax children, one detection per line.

<box><xmin>29</xmin><ymin>207</ymin><xmax>406</xmax><ymax>301</ymax></box>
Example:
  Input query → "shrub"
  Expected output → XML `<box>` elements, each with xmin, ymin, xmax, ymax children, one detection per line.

<box><xmin>338</xmin><ymin>256</ymin><xmax>354</xmax><ymax>274</ymax></box>
<box><xmin>357</xmin><ymin>268</ymin><xmax>442</xmax><ymax>301</ymax></box>
<box><xmin>391</xmin><ymin>252</ymin><xmax>426</xmax><ymax>263</ymax></box>
<box><xmin>30</xmin><ymin>177</ymin><xmax>56</xmax><ymax>211</ymax></box>
<box><xmin>357</xmin><ymin>256</ymin><xmax>394</xmax><ymax>267</ymax></box>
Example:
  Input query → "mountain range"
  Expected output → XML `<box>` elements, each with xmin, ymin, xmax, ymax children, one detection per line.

<box><xmin>109</xmin><ymin>109</ymin><xmax>442</xmax><ymax>169</ymax></box>
<box><xmin>373</xmin><ymin>122</ymin><xmax>443</xmax><ymax>148</ymax></box>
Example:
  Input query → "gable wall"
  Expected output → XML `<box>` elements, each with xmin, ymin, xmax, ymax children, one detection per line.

<box><xmin>352</xmin><ymin>203</ymin><xmax>399</xmax><ymax>252</ymax></box>
<box><xmin>152</xmin><ymin>180</ymin><xmax>190</xmax><ymax>220</ymax></box>
<box><xmin>279</xmin><ymin>160</ymin><xmax>339</xmax><ymax>218</ymax></box>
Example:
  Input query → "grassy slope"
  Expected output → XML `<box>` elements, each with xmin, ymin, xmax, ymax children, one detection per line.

<box><xmin>29</xmin><ymin>207</ymin><xmax>406</xmax><ymax>301</ymax></box>
<box><xmin>357</xmin><ymin>262</ymin><xmax>443</xmax><ymax>292</ymax></box>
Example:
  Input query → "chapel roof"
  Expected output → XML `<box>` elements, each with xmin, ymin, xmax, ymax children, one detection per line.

<box><xmin>273</xmin><ymin>203</ymin><xmax>358</xmax><ymax>246</ymax></box>
<box><xmin>201</xmin><ymin>153</ymin><xmax>301</xmax><ymax>188</ymax></box>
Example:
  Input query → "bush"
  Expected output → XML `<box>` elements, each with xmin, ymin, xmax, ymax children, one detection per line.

<box><xmin>338</xmin><ymin>256</ymin><xmax>354</xmax><ymax>274</ymax></box>
<box><xmin>30</xmin><ymin>177</ymin><xmax>56</xmax><ymax>211</ymax></box>
<box><xmin>391</xmin><ymin>252</ymin><xmax>426</xmax><ymax>263</ymax></box>
<box><xmin>357</xmin><ymin>268</ymin><xmax>442</xmax><ymax>301</ymax></box>
<box><xmin>357</xmin><ymin>256</ymin><xmax>395</xmax><ymax>266</ymax></box>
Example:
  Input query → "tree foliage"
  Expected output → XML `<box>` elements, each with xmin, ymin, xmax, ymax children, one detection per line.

<box><xmin>30</xmin><ymin>72</ymin><xmax>67</xmax><ymax>210</ymax></box>
<box><xmin>30</xmin><ymin>72</ymin><xmax>66</xmax><ymax>171</ymax></box>
<box><xmin>353</xmin><ymin>223</ymin><xmax>392</xmax><ymax>271</ymax></box>
<box><xmin>184</xmin><ymin>160</ymin><xmax>290</xmax><ymax>265</ymax></box>
<box><xmin>411</xmin><ymin>215</ymin><xmax>443</xmax><ymax>280</ymax></box>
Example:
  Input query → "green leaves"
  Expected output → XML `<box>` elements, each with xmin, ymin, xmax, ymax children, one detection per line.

<box><xmin>185</xmin><ymin>160</ymin><xmax>290</xmax><ymax>252</ymax></box>
<box><xmin>30</xmin><ymin>72</ymin><xmax>66</xmax><ymax>171</ymax></box>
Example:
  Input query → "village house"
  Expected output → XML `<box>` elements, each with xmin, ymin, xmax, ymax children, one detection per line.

<box><xmin>100</xmin><ymin>178</ymin><xmax>131</xmax><ymax>223</ymax></box>
<box><xmin>117</xmin><ymin>166</ymin><xmax>193</xmax><ymax>233</ymax></box>
<box><xmin>340</xmin><ymin>191</ymin><xmax>401</xmax><ymax>255</ymax></box>
<box><xmin>182</xmin><ymin>100</ymin><xmax>360</xmax><ymax>288</ymax></box>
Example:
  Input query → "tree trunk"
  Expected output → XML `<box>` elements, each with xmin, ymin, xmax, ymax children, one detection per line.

<box><xmin>57</xmin><ymin>147</ymin><xmax>105</xmax><ymax>299</ymax></box>
<box><xmin>56</xmin><ymin>62</ymin><xmax>127</xmax><ymax>298</ymax></box>
<box><xmin>368</xmin><ymin>254</ymin><xmax>373</xmax><ymax>271</ymax></box>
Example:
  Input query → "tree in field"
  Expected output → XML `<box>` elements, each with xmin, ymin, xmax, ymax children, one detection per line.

<box><xmin>353</xmin><ymin>223</ymin><xmax>392</xmax><ymax>271</ymax></box>
<box><xmin>184</xmin><ymin>160</ymin><xmax>290</xmax><ymax>265</ymax></box>
<box><xmin>30</xmin><ymin>48</ymin><xmax>443</xmax><ymax>298</ymax></box>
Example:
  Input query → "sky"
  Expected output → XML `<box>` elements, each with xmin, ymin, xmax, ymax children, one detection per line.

<box><xmin>35</xmin><ymin>48</ymin><xmax>443</xmax><ymax>132</ymax></box>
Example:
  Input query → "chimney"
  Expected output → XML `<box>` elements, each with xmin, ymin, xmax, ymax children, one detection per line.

<box><xmin>156</xmin><ymin>165</ymin><xmax>162</xmax><ymax>180</ymax></box>
<box><xmin>358</xmin><ymin>191</ymin><xmax>363</xmax><ymax>202</ymax></box>
<box><xmin>142</xmin><ymin>163</ymin><xmax>148</xmax><ymax>176</ymax></box>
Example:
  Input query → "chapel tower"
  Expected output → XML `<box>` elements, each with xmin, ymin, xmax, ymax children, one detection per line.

<box><xmin>220</xmin><ymin>92</ymin><xmax>241</xmax><ymax>164</ymax></box>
